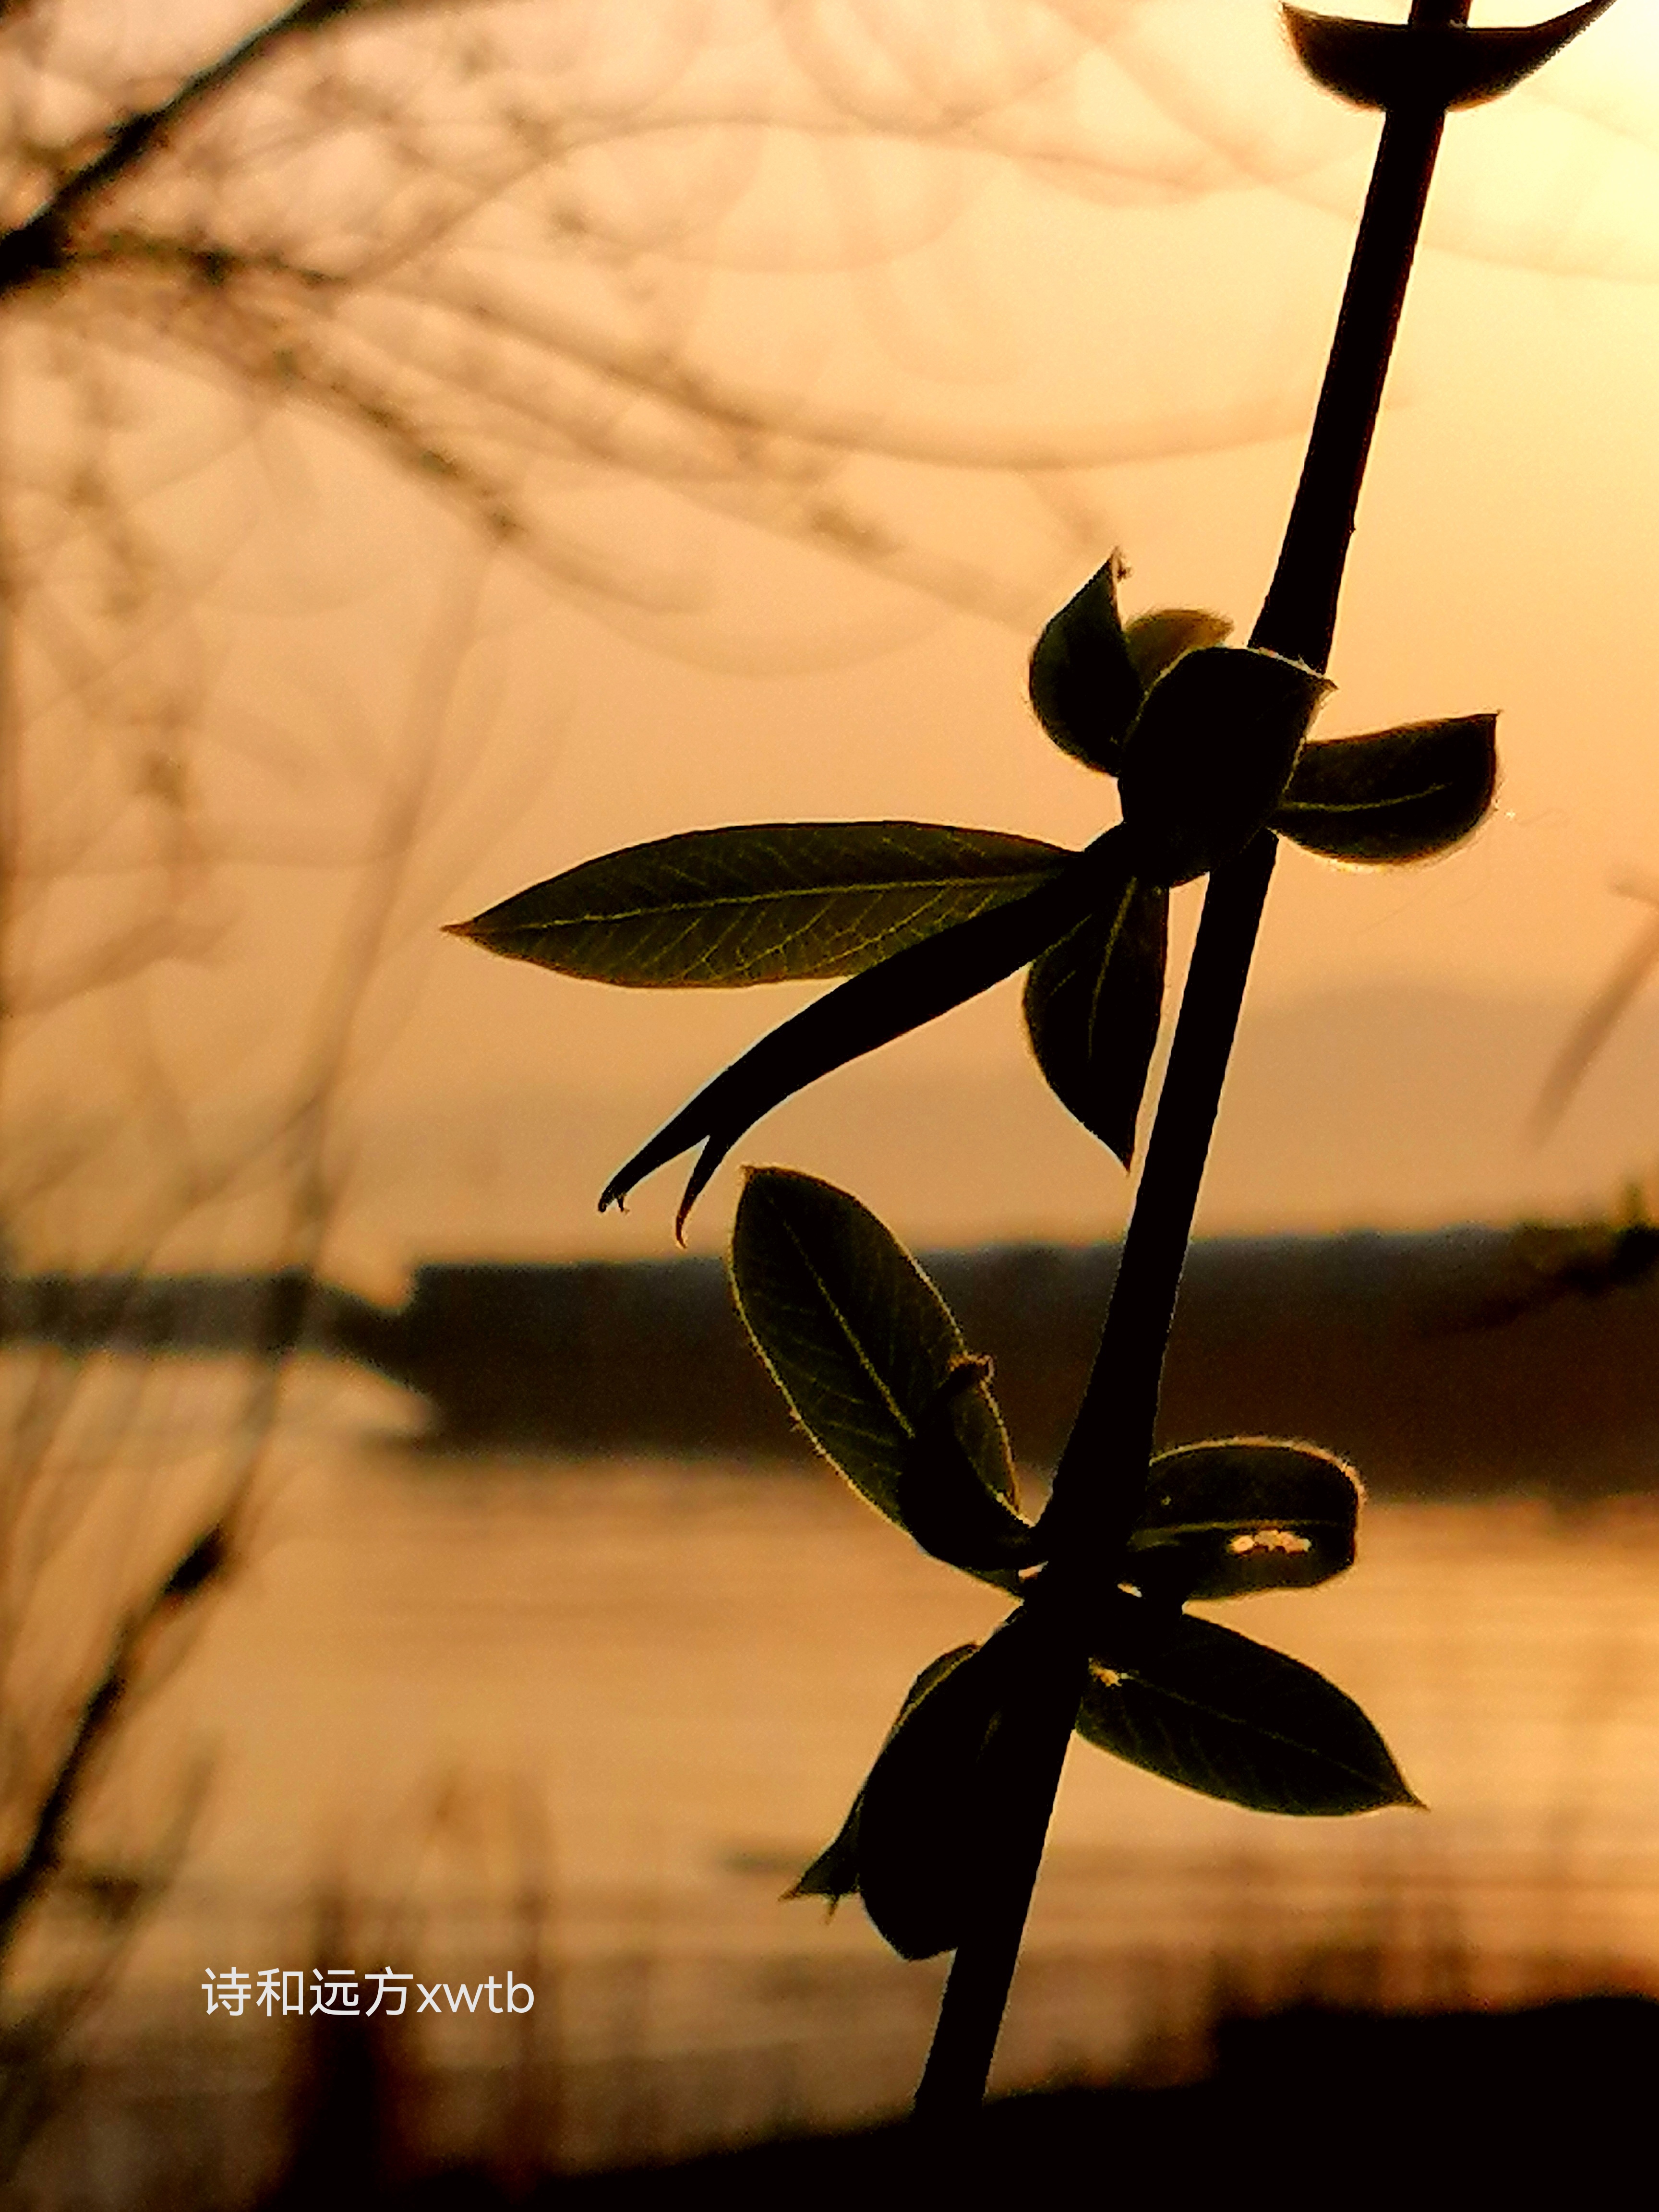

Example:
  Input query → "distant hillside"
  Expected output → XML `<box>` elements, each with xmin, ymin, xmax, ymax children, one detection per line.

<box><xmin>19</xmin><ymin>1226</ymin><xmax>1659</xmax><ymax>1498</ymax></box>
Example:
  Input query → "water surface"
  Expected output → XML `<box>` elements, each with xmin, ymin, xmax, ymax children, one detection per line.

<box><xmin>20</xmin><ymin>1358</ymin><xmax>1659</xmax><ymax>2164</ymax></box>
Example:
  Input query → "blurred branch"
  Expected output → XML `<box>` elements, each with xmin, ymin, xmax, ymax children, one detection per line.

<box><xmin>1531</xmin><ymin>874</ymin><xmax>1659</xmax><ymax>1140</ymax></box>
<box><xmin>0</xmin><ymin>0</ymin><xmax>517</xmax><ymax>299</ymax></box>
<box><xmin>0</xmin><ymin>1514</ymin><xmax>230</xmax><ymax>1966</ymax></box>
<box><xmin>0</xmin><ymin>0</ymin><xmax>1299</xmax><ymax>626</ymax></box>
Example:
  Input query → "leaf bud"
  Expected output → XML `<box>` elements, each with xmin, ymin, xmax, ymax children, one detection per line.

<box><xmin>1118</xmin><ymin>647</ymin><xmax>1331</xmax><ymax>886</ymax></box>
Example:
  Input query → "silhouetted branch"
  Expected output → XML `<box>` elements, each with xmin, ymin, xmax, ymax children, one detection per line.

<box><xmin>0</xmin><ymin>1513</ymin><xmax>230</xmax><ymax>1964</ymax></box>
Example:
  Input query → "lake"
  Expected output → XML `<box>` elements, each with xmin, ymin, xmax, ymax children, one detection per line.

<box><xmin>12</xmin><ymin>1354</ymin><xmax>1659</xmax><ymax>2193</ymax></box>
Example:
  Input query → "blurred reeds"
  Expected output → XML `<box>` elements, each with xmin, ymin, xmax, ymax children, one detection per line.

<box><xmin>12</xmin><ymin>1825</ymin><xmax>1659</xmax><ymax>2206</ymax></box>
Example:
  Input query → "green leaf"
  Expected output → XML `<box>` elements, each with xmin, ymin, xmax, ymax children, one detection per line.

<box><xmin>1118</xmin><ymin>647</ymin><xmax>1332</xmax><ymax>888</ymax></box>
<box><xmin>601</xmin><ymin>832</ymin><xmax>1121</xmax><ymax>1231</ymax></box>
<box><xmin>1283</xmin><ymin>3</ymin><xmax>1616</xmax><ymax>114</ymax></box>
<box><xmin>1127</xmin><ymin>1438</ymin><xmax>1360</xmax><ymax>1603</ymax></box>
<box><xmin>894</xmin><ymin>1360</ymin><xmax>1042</xmax><ymax>1590</ymax></box>
<box><xmin>1022</xmin><ymin>874</ymin><xmax>1166</xmax><ymax>1167</ymax></box>
<box><xmin>789</xmin><ymin>1645</ymin><xmax>978</xmax><ymax>1907</ymax></box>
<box><xmin>1076</xmin><ymin>1599</ymin><xmax>1420</xmax><ymax>1817</ymax></box>
<box><xmin>1124</xmin><ymin>608</ymin><xmax>1233</xmax><ymax>693</ymax></box>
<box><xmin>729</xmin><ymin>1169</ymin><xmax>1019</xmax><ymax>1535</ymax></box>
<box><xmin>447</xmin><ymin>822</ymin><xmax>1069</xmax><ymax>987</ymax></box>
<box><xmin>1027</xmin><ymin>555</ymin><xmax>1143</xmax><ymax>774</ymax></box>
<box><xmin>1272</xmin><ymin>714</ymin><xmax>1497</xmax><ymax>866</ymax></box>
<box><xmin>854</xmin><ymin>1625</ymin><xmax>1036</xmax><ymax>1960</ymax></box>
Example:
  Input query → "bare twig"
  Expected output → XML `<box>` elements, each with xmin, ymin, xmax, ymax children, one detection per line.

<box><xmin>1532</xmin><ymin>875</ymin><xmax>1659</xmax><ymax>1139</ymax></box>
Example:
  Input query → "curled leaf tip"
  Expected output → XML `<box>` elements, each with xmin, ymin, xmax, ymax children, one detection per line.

<box><xmin>601</xmin><ymin>1136</ymin><xmax>723</xmax><ymax>1241</ymax></box>
<box><xmin>598</xmin><ymin>1166</ymin><xmax>641</xmax><ymax>1218</ymax></box>
<box><xmin>673</xmin><ymin>1138</ymin><xmax>730</xmax><ymax>1237</ymax></box>
<box><xmin>783</xmin><ymin>1879</ymin><xmax>844</xmax><ymax>1912</ymax></box>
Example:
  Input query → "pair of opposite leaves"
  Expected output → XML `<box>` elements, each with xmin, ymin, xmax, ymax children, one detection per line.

<box><xmin>1284</xmin><ymin>2</ymin><xmax>1617</xmax><ymax>117</ymax></box>
<box><xmin>453</xmin><ymin>556</ymin><xmax>1498</xmax><ymax>1228</ymax></box>
<box><xmin>727</xmin><ymin>1165</ymin><xmax>1417</xmax><ymax>1963</ymax></box>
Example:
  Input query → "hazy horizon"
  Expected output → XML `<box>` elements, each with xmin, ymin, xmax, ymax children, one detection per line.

<box><xmin>261</xmin><ymin>975</ymin><xmax>1659</xmax><ymax>1290</ymax></box>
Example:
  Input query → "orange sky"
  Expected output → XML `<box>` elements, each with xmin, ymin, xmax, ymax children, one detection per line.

<box><xmin>22</xmin><ymin>0</ymin><xmax>1659</xmax><ymax>1278</ymax></box>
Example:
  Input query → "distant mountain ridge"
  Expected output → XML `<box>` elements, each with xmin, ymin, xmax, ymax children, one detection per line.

<box><xmin>344</xmin><ymin>981</ymin><xmax>1659</xmax><ymax>1265</ymax></box>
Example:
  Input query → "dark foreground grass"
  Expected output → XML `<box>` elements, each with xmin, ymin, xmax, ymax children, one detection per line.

<box><xmin>262</xmin><ymin>1993</ymin><xmax>1659</xmax><ymax>2210</ymax></box>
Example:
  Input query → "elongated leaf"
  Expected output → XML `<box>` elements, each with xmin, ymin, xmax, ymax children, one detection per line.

<box><xmin>447</xmin><ymin>822</ymin><xmax>1069</xmax><ymax>987</ymax></box>
<box><xmin>1076</xmin><ymin>1600</ymin><xmax>1419</xmax><ymax>1817</ymax></box>
<box><xmin>1272</xmin><ymin>714</ymin><xmax>1497</xmax><ymax>865</ymax></box>
<box><xmin>1119</xmin><ymin>647</ymin><xmax>1331</xmax><ymax>887</ymax></box>
<box><xmin>1128</xmin><ymin>1439</ymin><xmax>1360</xmax><ymax>1602</ymax></box>
<box><xmin>894</xmin><ymin>1360</ymin><xmax>1041</xmax><ymax>1588</ymax></box>
<box><xmin>1022</xmin><ymin>875</ymin><xmax>1166</xmax><ymax>1166</ymax></box>
<box><xmin>1124</xmin><ymin>608</ymin><xmax>1232</xmax><ymax>694</ymax></box>
<box><xmin>855</xmin><ymin>1624</ymin><xmax>1037</xmax><ymax>1960</ymax></box>
<box><xmin>730</xmin><ymin>1169</ymin><xmax>1017</xmax><ymax>1532</ymax></box>
<box><xmin>602</xmin><ymin>833</ymin><xmax>1122</xmax><ymax>1231</ymax></box>
<box><xmin>1027</xmin><ymin>555</ymin><xmax>1143</xmax><ymax>774</ymax></box>
<box><xmin>789</xmin><ymin>1645</ymin><xmax>977</xmax><ymax>1906</ymax></box>
<box><xmin>1284</xmin><ymin>2</ymin><xmax>1615</xmax><ymax>112</ymax></box>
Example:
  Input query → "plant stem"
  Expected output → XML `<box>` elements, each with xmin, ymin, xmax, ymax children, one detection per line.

<box><xmin>911</xmin><ymin>1618</ymin><xmax>1086</xmax><ymax>2130</ymax></box>
<box><xmin>912</xmin><ymin>0</ymin><xmax>1471</xmax><ymax>2122</ymax></box>
<box><xmin>1051</xmin><ymin>0</ymin><xmax>1470</xmax><ymax>1553</ymax></box>
<box><xmin>1254</xmin><ymin>0</ymin><xmax>1470</xmax><ymax>671</ymax></box>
